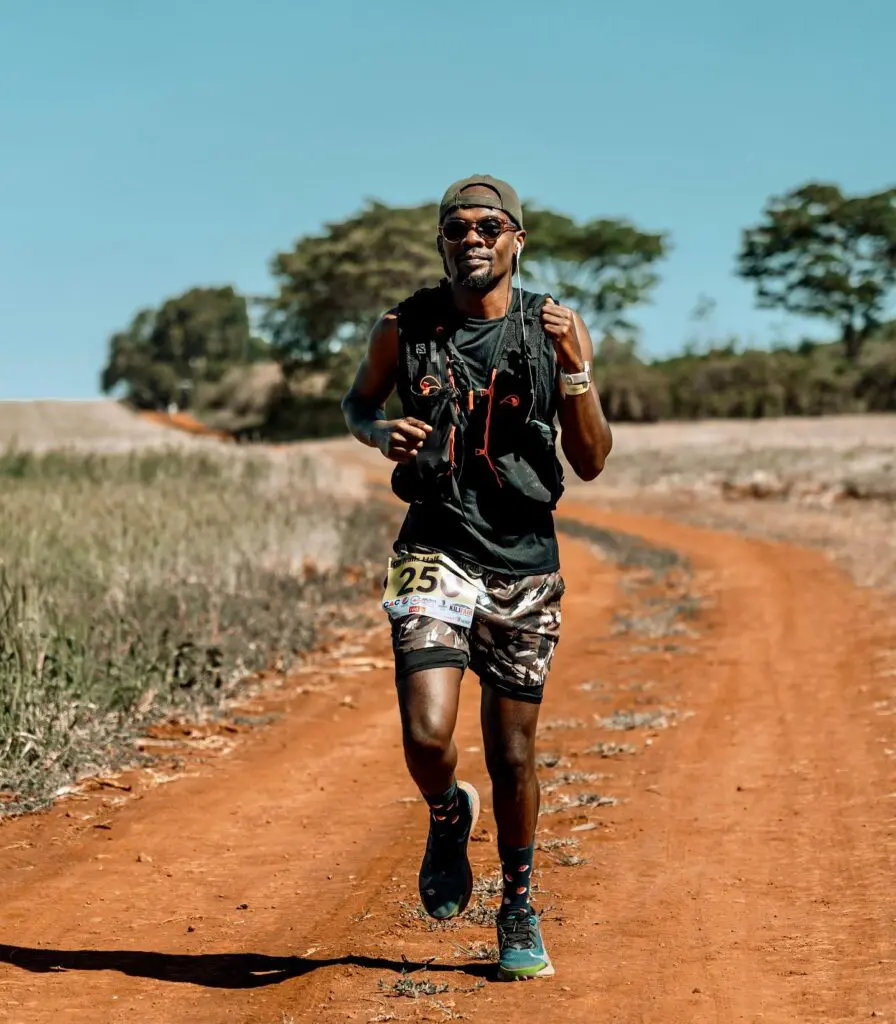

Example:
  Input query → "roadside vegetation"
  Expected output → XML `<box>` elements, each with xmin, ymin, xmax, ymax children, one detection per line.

<box><xmin>0</xmin><ymin>448</ymin><xmax>393</xmax><ymax>815</ymax></box>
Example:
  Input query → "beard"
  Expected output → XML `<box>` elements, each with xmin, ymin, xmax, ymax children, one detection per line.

<box><xmin>455</xmin><ymin>252</ymin><xmax>496</xmax><ymax>290</ymax></box>
<box><xmin>457</xmin><ymin>264</ymin><xmax>495</xmax><ymax>290</ymax></box>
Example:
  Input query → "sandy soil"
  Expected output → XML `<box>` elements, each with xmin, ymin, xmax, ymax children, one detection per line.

<box><xmin>1</xmin><ymin>463</ymin><xmax>895</xmax><ymax>1022</ymax></box>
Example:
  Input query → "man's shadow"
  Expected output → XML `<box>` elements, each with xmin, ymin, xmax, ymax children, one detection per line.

<box><xmin>0</xmin><ymin>944</ymin><xmax>494</xmax><ymax>990</ymax></box>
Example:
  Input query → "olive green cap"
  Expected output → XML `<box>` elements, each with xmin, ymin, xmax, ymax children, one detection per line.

<box><xmin>438</xmin><ymin>175</ymin><xmax>523</xmax><ymax>228</ymax></box>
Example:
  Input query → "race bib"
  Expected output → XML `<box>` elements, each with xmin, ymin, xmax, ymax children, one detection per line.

<box><xmin>382</xmin><ymin>550</ymin><xmax>482</xmax><ymax>629</ymax></box>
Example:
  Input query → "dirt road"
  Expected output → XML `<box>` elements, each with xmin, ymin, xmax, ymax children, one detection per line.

<box><xmin>1</xmin><ymin>499</ymin><xmax>894</xmax><ymax>1023</ymax></box>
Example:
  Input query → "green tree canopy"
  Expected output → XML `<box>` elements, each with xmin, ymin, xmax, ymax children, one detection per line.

<box><xmin>265</xmin><ymin>199</ymin><xmax>669</xmax><ymax>359</ymax></box>
<box><xmin>101</xmin><ymin>286</ymin><xmax>268</xmax><ymax>410</ymax></box>
<box><xmin>738</xmin><ymin>183</ymin><xmax>896</xmax><ymax>360</ymax></box>
<box><xmin>266</xmin><ymin>200</ymin><xmax>443</xmax><ymax>362</ymax></box>
<box><xmin>520</xmin><ymin>208</ymin><xmax>668</xmax><ymax>336</ymax></box>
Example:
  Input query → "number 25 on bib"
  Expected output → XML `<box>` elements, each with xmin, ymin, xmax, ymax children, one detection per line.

<box><xmin>382</xmin><ymin>551</ymin><xmax>480</xmax><ymax>629</ymax></box>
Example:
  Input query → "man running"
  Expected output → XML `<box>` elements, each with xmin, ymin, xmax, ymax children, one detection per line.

<box><xmin>341</xmin><ymin>175</ymin><xmax>612</xmax><ymax>980</ymax></box>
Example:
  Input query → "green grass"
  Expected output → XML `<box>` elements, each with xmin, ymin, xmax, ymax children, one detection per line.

<box><xmin>0</xmin><ymin>448</ymin><xmax>395</xmax><ymax>815</ymax></box>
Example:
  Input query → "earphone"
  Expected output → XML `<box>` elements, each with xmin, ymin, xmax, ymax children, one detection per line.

<box><xmin>515</xmin><ymin>241</ymin><xmax>522</xmax><ymax>257</ymax></box>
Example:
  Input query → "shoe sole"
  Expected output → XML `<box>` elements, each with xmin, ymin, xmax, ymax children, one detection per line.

<box><xmin>497</xmin><ymin>959</ymin><xmax>555</xmax><ymax>981</ymax></box>
<box><xmin>455</xmin><ymin>781</ymin><xmax>480</xmax><ymax>917</ymax></box>
<box><xmin>420</xmin><ymin>780</ymin><xmax>480</xmax><ymax>920</ymax></box>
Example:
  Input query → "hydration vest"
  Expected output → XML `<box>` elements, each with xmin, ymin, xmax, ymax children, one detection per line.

<box><xmin>390</xmin><ymin>281</ymin><xmax>565</xmax><ymax>510</ymax></box>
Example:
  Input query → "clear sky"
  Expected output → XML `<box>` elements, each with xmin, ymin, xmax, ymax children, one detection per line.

<box><xmin>2</xmin><ymin>0</ymin><xmax>894</xmax><ymax>399</ymax></box>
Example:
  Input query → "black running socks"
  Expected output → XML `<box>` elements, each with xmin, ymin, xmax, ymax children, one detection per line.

<box><xmin>498</xmin><ymin>838</ymin><xmax>535</xmax><ymax>913</ymax></box>
<box><xmin>424</xmin><ymin>780</ymin><xmax>470</xmax><ymax>841</ymax></box>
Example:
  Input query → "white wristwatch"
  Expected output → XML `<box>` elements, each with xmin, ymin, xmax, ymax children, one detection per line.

<box><xmin>560</xmin><ymin>361</ymin><xmax>592</xmax><ymax>396</ymax></box>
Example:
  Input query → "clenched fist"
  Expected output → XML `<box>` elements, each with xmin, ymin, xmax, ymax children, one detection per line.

<box><xmin>541</xmin><ymin>296</ymin><xmax>586</xmax><ymax>374</ymax></box>
<box><xmin>372</xmin><ymin>417</ymin><xmax>432</xmax><ymax>463</ymax></box>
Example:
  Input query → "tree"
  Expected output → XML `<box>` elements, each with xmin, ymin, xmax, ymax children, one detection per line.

<box><xmin>101</xmin><ymin>286</ymin><xmax>267</xmax><ymax>410</ymax></box>
<box><xmin>265</xmin><ymin>200</ymin><xmax>443</xmax><ymax>362</ymax></box>
<box><xmin>266</xmin><ymin>200</ymin><xmax>668</xmax><ymax>360</ymax></box>
<box><xmin>520</xmin><ymin>208</ymin><xmax>668</xmax><ymax>336</ymax></box>
<box><xmin>738</xmin><ymin>183</ymin><xmax>896</xmax><ymax>360</ymax></box>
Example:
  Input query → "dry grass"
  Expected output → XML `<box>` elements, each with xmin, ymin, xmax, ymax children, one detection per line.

<box><xmin>540</xmin><ymin>792</ymin><xmax>618</xmax><ymax>815</ymax></box>
<box><xmin>0</xmin><ymin>446</ymin><xmax>394</xmax><ymax>815</ymax></box>
<box><xmin>585</xmin><ymin>741</ymin><xmax>637</xmax><ymax>758</ymax></box>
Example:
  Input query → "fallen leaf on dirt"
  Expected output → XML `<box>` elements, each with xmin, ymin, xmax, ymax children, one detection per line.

<box><xmin>338</xmin><ymin>657</ymin><xmax>392</xmax><ymax>669</ymax></box>
<box><xmin>570</xmin><ymin>823</ymin><xmax>598</xmax><ymax>833</ymax></box>
<box><xmin>134</xmin><ymin>737</ymin><xmax>185</xmax><ymax>749</ymax></box>
<box><xmin>95</xmin><ymin>779</ymin><xmax>133</xmax><ymax>792</ymax></box>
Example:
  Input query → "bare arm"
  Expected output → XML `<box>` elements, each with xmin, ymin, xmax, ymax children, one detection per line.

<box><xmin>541</xmin><ymin>299</ymin><xmax>613</xmax><ymax>481</ymax></box>
<box><xmin>341</xmin><ymin>314</ymin><xmax>432</xmax><ymax>462</ymax></box>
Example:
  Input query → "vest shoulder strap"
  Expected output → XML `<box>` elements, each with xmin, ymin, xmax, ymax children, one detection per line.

<box><xmin>505</xmin><ymin>289</ymin><xmax>558</xmax><ymax>415</ymax></box>
<box><xmin>394</xmin><ymin>283</ymin><xmax>453</xmax><ymax>399</ymax></box>
<box><xmin>519</xmin><ymin>288</ymin><xmax>551</xmax><ymax>320</ymax></box>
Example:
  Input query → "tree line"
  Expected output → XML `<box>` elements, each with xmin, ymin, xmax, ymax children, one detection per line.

<box><xmin>101</xmin><ymin>181</ymin><xmax>896</xmax><ymax>435</ymax></box>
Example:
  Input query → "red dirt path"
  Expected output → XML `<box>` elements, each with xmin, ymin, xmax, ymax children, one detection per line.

<box><xmin>1</xmin><ymin>502</ymin><xmax>894</xmax><ymax>1023</ymax></box>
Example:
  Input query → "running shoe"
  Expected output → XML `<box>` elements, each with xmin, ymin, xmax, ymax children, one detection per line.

<box><xmin>418</xmin><ymin>781</ymin><xmax>480</xmax><ymax>920</ymax></box>
<box><xmin>496</xmin><ymin>907</ymin><xmax>555</xmax><ymax>980</ymax></box>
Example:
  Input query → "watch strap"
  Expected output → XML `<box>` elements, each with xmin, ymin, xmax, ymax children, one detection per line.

<box><xmin>560</xmin><ymin>361</ymin><xmax>592</xmax><ymax>396</ymax></box>
<box><xmin>560</xmin><ymin>361</ymin><xmax>591</xmax><ymax>386</ymax></box>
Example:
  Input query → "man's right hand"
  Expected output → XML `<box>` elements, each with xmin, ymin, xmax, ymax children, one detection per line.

<box><xmin>341</xmin><ymin>315</ymin><xmax>433</xmax><ymax>462</ymax></box>
<box><xmin>371</xmin><ymin>417</ymin><xmax>432</xmax><ymax>462</ymax></box>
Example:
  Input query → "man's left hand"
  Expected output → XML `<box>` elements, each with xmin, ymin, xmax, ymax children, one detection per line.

<box><xmin>541</xmin><ymin>296</ymin><xmax>586</xmax><ymax>374</ymax></box>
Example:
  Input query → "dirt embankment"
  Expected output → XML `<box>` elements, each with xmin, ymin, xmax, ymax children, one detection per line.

<box><xmin>0</xmin><ymin>400</ymin><xmax>228</xmax><ymax>451</ymax></box>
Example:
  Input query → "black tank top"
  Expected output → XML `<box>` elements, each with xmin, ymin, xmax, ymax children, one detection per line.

<box><xmin>396</xmin><ymin>294</ymin><xmax>560</xmax><ymax>577</ymax></box>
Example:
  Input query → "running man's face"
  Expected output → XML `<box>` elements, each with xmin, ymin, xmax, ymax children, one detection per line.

<box><xmin>438</xmin><ymin>205</ymin><xmax>525</xmax><ymax>291</ymax></box>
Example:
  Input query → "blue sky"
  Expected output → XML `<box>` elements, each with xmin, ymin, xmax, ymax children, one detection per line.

<box><xmin>2</xmin><ymin>0</ymin><xmax>894</xmax><ymax>399</ymax></box>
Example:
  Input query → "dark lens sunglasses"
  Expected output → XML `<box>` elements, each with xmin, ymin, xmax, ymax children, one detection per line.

<box><xmin>439</xmin><ymin>216</ymin><xmax>517</xmax><ymax>245</ymax></box>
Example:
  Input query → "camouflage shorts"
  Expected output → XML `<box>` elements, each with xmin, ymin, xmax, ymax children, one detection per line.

<box><xmin>390</xmin><ymin>557</ymin><xmax>565</xmax><ymax>705</ymax></box>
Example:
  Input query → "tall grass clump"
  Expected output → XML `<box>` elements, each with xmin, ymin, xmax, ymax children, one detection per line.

<box><xmin>0</xmin><ymin>448</ymin><xmax>395</xmax><ymax>815</ymax></box>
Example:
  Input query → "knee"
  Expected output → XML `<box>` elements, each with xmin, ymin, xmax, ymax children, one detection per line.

<box><xmin>403</xmin><ymin>712</ymin><xmax>453</xmax><ymax>761</ymax></box>
<box><xmin>486</xmin><ymin>732</ymin><xmax>535</xmax><ymax>783</ymax></box>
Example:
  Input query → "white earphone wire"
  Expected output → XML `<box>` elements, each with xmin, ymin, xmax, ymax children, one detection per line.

<box><xmin>513</xmin><ymin>243</ymin><xmax>539</xmax><ymax>421</ymax></box>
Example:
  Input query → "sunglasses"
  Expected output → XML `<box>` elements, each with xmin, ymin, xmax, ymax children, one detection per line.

<box><xmin>439</xmin><ymin>216</ymin><xmax>517</xmax><ymax>245</ymax></box>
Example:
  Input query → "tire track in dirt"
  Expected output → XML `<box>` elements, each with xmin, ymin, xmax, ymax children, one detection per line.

<box><xmin>1</xmin><ymin>500</ymin><xmax>894</xmax><ymax>1023</ymax></box>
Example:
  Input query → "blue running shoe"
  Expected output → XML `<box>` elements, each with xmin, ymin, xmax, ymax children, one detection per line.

<box><xmin>497</xmin><ymin>907</ymin><xmax>555</xmax><ymax>980</ymax></box>
<box><xmin>418</xmin><ymin>781</ymin><xmax>480</xmax><ymax>920</ymax></box>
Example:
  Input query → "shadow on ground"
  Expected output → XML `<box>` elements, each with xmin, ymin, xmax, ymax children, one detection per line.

<box><xmin>0</xmin><ymin>943</ymin><xmax>493</xmax><ymax>989</ymax></box>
